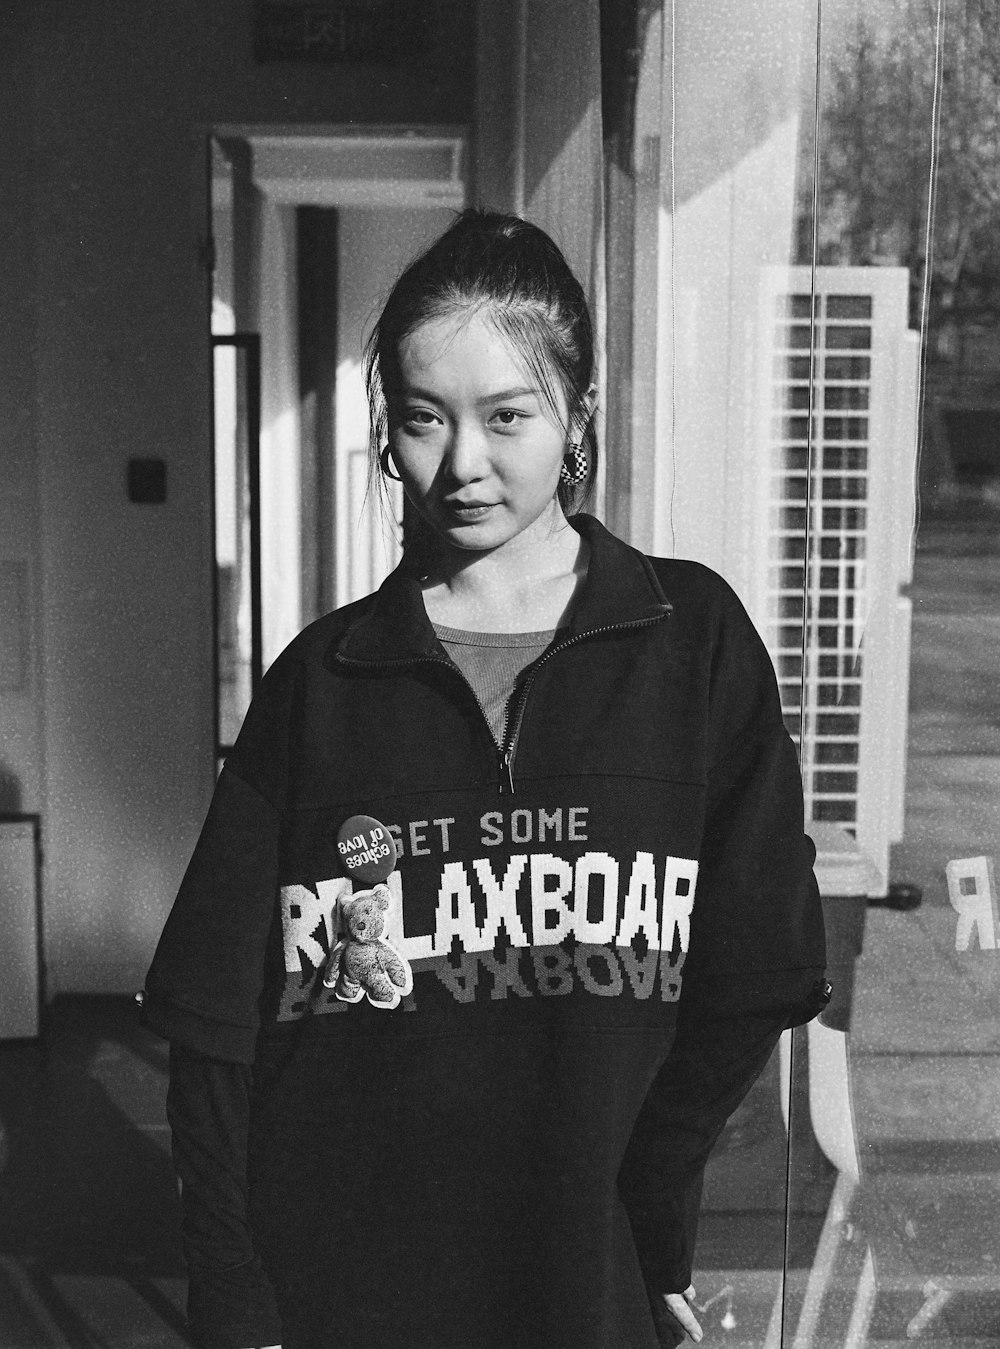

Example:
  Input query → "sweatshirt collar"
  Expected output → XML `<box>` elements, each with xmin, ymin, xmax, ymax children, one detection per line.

<box><xmin>335</xmin><ymin>513</ymin><xmax>671</xmax><ymax>667</ymax></box>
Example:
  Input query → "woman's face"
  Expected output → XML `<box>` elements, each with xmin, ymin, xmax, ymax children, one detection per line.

<box><xmin>388</xmin><ymin>308</ymin><xmax>572</xmax><ymax>556</ymax></box>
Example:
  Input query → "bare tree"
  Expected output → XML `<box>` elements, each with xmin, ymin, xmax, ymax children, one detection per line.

<box><xmin>798</xmin><ymin>0</ymin><xmax>1000</xmax><ymax>332</ymax></box>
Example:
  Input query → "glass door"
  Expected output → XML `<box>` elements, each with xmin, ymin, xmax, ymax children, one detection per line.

<box><xmin>606</xmin><ymin>1</ymin><xmax>997</xmax><ymax>1342</ymax></box>
<box><xmin>779</xmin><ymin>2</ymin><xmax>999</xmax><ymax>1345</ymax></box>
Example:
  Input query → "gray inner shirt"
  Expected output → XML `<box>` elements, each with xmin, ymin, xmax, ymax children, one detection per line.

<box><xmin>433</xmin><ymin>624</ymin><xmax>560</xmax><ymax>748</ymax></box>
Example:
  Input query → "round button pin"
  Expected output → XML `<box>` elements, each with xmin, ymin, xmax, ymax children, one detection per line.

<box><xmin>336</xmin><ymin>814</ymin><xmax>398</xmax><ymax>886</ymax></box>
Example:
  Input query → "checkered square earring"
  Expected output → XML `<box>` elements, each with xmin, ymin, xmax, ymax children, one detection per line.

<box><xmin>560</xmin><ymin>442</ymin><xmax>588</xmax><ymax>486</ymax></box>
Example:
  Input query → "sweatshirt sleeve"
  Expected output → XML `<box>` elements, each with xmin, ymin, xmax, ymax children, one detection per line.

<box><xmin>688</xmin><ymin>578</ymin><xmax>827</xmax><ymax>987</ymax></box>
<box><xmin>619</xmin><ymin>980</ymin><xmax>815</xmax><ymax>1300</ymax></box>
<box><xmin>167</xmin><ymin>1046</ymin><xmax>283</xmax><ymax>1349</ymax></box>
<box><xmin>620</xmin><ymin>576</ymin><xmax>828</xmax><ymax>1300</ymax></box>
<box><xmin>141</xmin><ymin>652</ymin><xmax>299</xmax><ymax>1062</ymax></box>
<box><xmin>142</xmin><ymin>660</ymin><xmax>300</xmax><ymax>1340</ymax></box>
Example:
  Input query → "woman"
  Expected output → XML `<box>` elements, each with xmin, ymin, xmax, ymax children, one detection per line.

<box><xmin>143</xmin><ymin>209</ymin><xmax>828</xmax><ymax>1349</ymax></box>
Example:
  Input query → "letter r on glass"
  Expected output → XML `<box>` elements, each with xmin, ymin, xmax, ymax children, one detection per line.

<box><xmin>946</xmin><ymin>856</ymin><xmax>998</xmax><ymax>951</ymax></box>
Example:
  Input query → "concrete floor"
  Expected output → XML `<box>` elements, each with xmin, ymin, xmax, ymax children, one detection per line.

<box><xmin>1</xmin><ymin>521</ymin><xmax>998</xmax><ymax>1347</ymax></box>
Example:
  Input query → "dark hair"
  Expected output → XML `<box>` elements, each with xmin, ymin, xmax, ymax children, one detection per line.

<box><xmin>364</xmin><ymin>208</ymin><xmax>598</xmax><ymax>517</ymax></box>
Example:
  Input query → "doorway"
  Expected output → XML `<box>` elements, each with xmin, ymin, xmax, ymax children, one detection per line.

<box><xmin>209</xmin><ymin>127</ymin><xmax>465</xmax><ymax>752</ymax></box>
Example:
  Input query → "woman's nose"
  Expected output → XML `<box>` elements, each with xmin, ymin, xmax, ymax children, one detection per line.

<box><xmin>442</xmin><ymin>421</ymin><xmax>489</xmax><ymax>483</ymax></box>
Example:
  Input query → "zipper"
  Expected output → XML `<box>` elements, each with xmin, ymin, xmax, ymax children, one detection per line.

<box><xmin>494</xmin><ymin>611</ymin><xmax>669</xmax><ymax>795</ymax></box>
<box><xmin>500</xmin><ymin>745</ymin><xmax>515</xmax><ymax>794</ymax></box>
<box><xmin>337</xmin><ymin>609</ymin><xmax>669</xmax><ymax>796</ymax></box>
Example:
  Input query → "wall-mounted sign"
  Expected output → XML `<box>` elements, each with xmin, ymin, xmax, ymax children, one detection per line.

<box><xmin>254</xmin><ymin>1</ymin><xmax>430</xmax><ymax>64</ymax></box>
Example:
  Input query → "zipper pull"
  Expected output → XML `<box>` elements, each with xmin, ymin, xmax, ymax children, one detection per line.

<box><xmin>499</xmin><ymin>748</ymin><xmax>515</xmax><ymax>795</ymax></box>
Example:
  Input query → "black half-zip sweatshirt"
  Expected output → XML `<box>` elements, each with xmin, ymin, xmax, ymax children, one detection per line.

<box><xmin>143</xmin><ymin>514</ymin><xmax>827</xmax><ymax>1349</ymax></box>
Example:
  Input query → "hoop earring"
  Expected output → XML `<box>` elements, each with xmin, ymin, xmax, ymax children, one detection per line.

<box><xmin>560</xmin><ymin>442</ymin><xmax>588</xmax><ymax>487</ymax></box>
<box><xmin>379</xmin><ymin>445</ymin><xmax>402</xmax><ymax>482</ymax></box>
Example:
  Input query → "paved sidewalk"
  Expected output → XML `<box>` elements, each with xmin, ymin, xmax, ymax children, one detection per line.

<box><xmin>690</xmin><ymin>528</ymin><xmax>1000</xmax><ymax>1347</ymax></box>
<box><xmin>689</xmin><ymin>904</ymin><xmax>1000</xmax><ymax>1347</ymax></box>
<box><xmin>849</xmin><ymin>905</ymin><xmax>1000</xmax><ymax>1343</ymax></box>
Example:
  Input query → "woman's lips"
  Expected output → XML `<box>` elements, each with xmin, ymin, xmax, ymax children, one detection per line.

<box><xmin>441</xmin><ymin>501</ymin><xmax>496</xmax><ymax>521</ymax></box>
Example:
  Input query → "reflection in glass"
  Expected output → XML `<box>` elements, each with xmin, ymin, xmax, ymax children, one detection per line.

<box><xmin>765</xmin><ymin>268</ymin><xmax>916</xmax><ymax>875</ymax></box>
<box><xmin>621</xmin><ymin>0</ymin><xmax>999</xmax><ymax>1343</ymax></box>
<box><xmin>782</xmin><ymin>1</ymin><xmax>1000</xmax><ymax>1345</ymax></box>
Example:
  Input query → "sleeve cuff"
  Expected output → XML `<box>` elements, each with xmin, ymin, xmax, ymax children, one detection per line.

<box><xmin>186</xmin><ymin>1257</ymin><xmax>283</xmax><ymax>1349</ymax></box>
<box><xmin>644</xmin><ymin>1279</ymin><xmax>688</xmax><ymax>1349</ymax></box>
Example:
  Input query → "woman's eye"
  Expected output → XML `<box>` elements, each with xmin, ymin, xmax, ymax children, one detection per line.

<box><xmin>490</xmin><ymin>409</ymin><xmax>527</xmax><ymax>429</ymax></box>
<box><xmin>403</xmin><ymin>409</ymin><xmax>439</xmax><ymax>430</ymax></box>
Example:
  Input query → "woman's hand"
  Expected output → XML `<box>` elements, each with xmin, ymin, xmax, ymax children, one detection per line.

<box><xmin>662</xmin><ymin>1286</ymin><xmax>703</xmax><ymax>1342</ymax></box>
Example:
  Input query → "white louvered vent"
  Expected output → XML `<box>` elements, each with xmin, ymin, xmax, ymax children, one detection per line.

<box><xmin>759</xmin><ymin>268</ymin><xmax>919</xmax><ymax>892</ymax></box>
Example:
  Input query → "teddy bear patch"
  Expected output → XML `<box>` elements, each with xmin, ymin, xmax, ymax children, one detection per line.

<box><xmin>323</xmin><ymin>884</ymin><xmax>414</xmax><ymax>1010</ymax></box>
